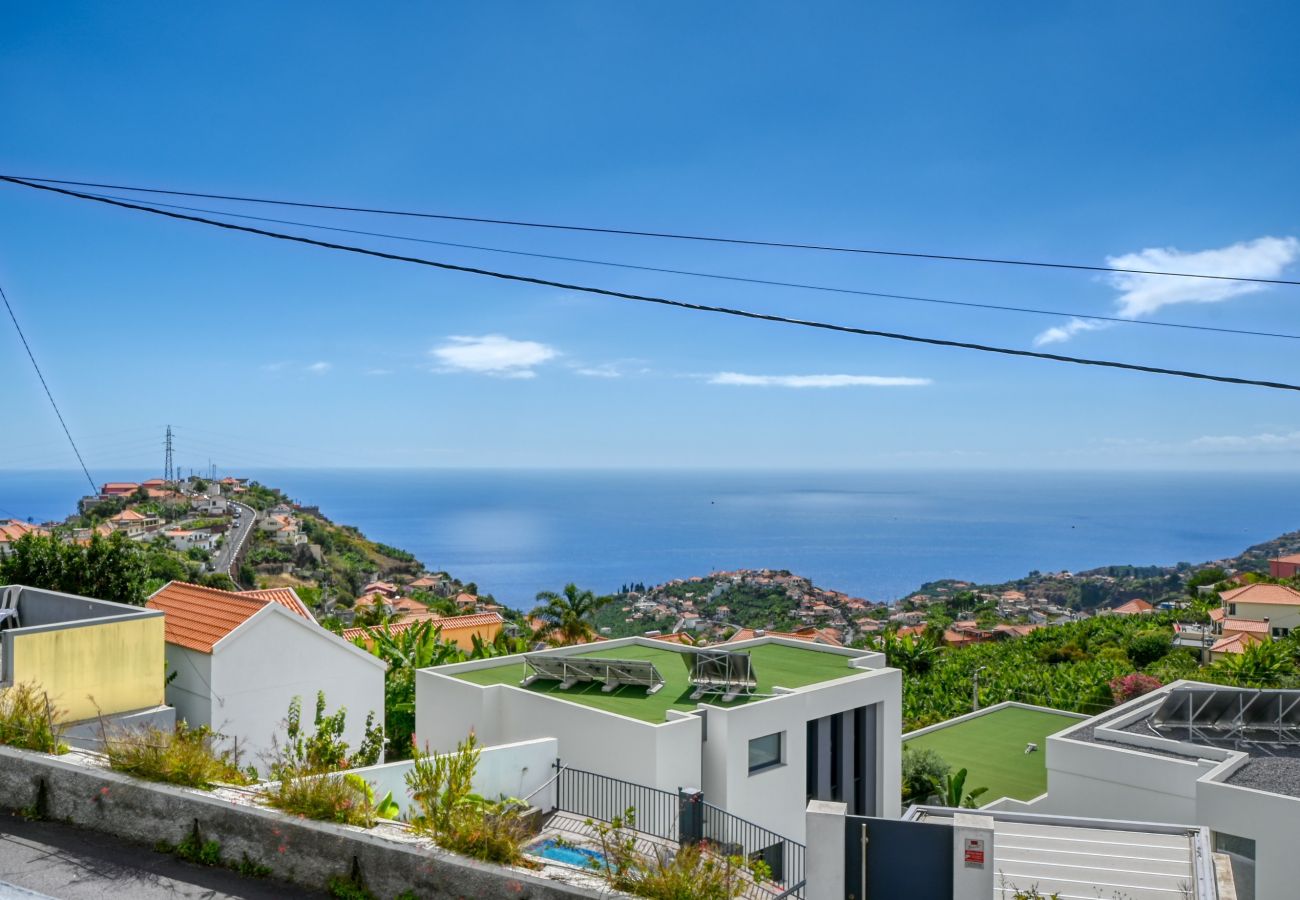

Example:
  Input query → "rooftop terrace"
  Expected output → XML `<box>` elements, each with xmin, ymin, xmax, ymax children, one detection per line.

<box><xmin>451</xmin><ymin>641</ymin><xmax>867</xmax><ymax>723</ymax></box>
<box><xmin>904</xmin><ymin>704</ymin><xmax>1084</xmax><ymax>803</ymax></box>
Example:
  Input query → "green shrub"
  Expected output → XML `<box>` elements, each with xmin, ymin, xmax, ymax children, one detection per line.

<box><xmin>103</xmin><ymin>723</ymin><xmax>252</xmax><ymax>789</ymax></box>
<box><xmin>0</xmin><ymin>683</ymin><xmax>66</xmax><ymax>754</ymax></box>
<box><xmin>1125</xmin><ymin>629</ymin><xmax>1172</xmax><ymax>668</ymax></box>
<box><xmin>588</xmin><ymin>808</ymin><xmax>772</xmax><ymax>900</ymax></box>
<box><xmin>901</xmin><ymin>745</ymin><xmax>949</xmax><ymax>802</ymax></box>
<box><xmin>405</xmin><ymin>732</ymin><xmax>532</xmax><ymax>866</ymax></box>
<box><xmin>264</xmin><ymin>771</ymin><xmax>376</xmax><ymax>827</ymax></box>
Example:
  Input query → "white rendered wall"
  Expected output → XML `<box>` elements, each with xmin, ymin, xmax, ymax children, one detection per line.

<box><xmin>1196</xmin><ymin>765</ymin><xmax>1300</xmax><ymax>900</ymax></box>
<box><xmin>209</xmin><ymin>608</ymin><xmax>386</xmax><ymax>772</ymax></box>
<box><xmin>414</xmin><ymin>668</ymin><xmax>703</xmax><ymax>793</ymax></box>
<box><xmin>346</xmin><ymin>737</ymin><xmax>559</xmax><ymax>819</ymax></box>
<box><xmin>163</xmin><ymin>644</ymin><xmax>213</xmax><ymax>729</ymax></box>
<box><xmin>1040</xmin><ymin>732</ymin><xmax>1205</xmax><ymax>824</ymax></box>
<box><xmin>703</xmin><ymin>667</ymin><xmax>901</xmax><ymax>842</ymax></box>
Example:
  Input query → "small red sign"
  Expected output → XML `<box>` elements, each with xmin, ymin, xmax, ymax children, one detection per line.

<box><xmin>964</xmin><ymin>838</ymin><xmax>985</xmax><ymax>866</ymax></box>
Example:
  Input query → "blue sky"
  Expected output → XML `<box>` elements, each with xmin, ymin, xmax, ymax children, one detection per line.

<box><xmin>3</xmin><ymin>2</ymin><xmax>1299</xmax><ymax>473</ymax></box>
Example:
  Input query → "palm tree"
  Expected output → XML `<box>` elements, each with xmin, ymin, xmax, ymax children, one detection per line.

<box><xmin>1211</xmin><ymin>640</ymin><xmax>1292</xmax><ymax>687</ymax></box>
<box><xmin>530</xmin><ymin>583</ymin><xmax>611</xmax><ymax>646</ymax></box>
<box><xmin>875</xmin><ymin>630</ymin><xmax>943</xmax><ymax>675</ymax></box>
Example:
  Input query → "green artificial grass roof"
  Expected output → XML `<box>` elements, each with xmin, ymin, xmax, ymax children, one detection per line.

<box><xmin>449</xmin><ymin>642</ymin><xmax>861</xmax><ymax>723</ymax></box>
<box><xmin>903</xmin><ymin>706</ymin><xmax>1081</xmax><ymax>804</ymax></box>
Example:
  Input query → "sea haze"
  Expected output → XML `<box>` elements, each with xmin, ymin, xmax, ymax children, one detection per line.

<box><xmin>4</xmin><ymin>469</ymin><xmax>1298</xmax><ymax>609</ymax></box>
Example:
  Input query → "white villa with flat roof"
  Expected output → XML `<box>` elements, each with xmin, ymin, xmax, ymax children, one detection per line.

<box><xmin>414</xmin><ymin>635</ymin><xmax>901</xmax><ymax>845</ymax></box>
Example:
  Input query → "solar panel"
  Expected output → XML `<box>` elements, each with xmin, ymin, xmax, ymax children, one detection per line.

<box><xmin>685</xmin><ymin>649</ymin><xmax>758</xmax><ymax>701</ymax></box>
<box><xmin>520</xmin><ymin>654</ymin><xmax>664</xmax><ymax>694</ymax></box>
<box><xmin>1151</xmin><ymin>686</ymin><xmax>1300</xmax><ymax>746</ymax></box>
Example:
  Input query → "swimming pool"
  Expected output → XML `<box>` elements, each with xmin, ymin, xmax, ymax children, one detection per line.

<box><xmin>526</xmin><ymin>837</ymin><xmax>608</xmax><ymax>870</ymax></box>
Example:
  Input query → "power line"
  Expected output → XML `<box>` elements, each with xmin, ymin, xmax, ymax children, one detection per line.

<box><xmin>81</xmin><ymin>189</ymin><xmax>1300</xmax><ymax>343</ymax></box>
<box><xmin>7</xmin><ymin>173</ymin><xmax>1300</xmax><ymax>287</ymax></box>
<box><xmin>0</xmin><ymin>276</ymin><xmax>96</xmax><ymax>492</ymax></box>
<box><xmin>7</xmin><ymin>175</ymin><xmax>1300</xmax><ymax>394</ymax></box>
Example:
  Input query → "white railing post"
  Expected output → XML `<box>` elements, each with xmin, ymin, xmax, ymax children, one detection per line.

<box><xmin>805</xmin><ymin>800</ymin><xmax>846</xmax><ymax>900</ymax></box>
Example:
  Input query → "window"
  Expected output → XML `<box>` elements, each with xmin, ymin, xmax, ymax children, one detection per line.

<box><xmin>748</xmin><ymin>732</ymin><xmax>783</xmax><ymax>774</ymax></box>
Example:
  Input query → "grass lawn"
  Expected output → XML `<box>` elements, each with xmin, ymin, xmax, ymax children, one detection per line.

<box><xmin>451</xmin><ymin>642</ymin><xmax>859</xmax><ymax>723</ymax></box>
<box><xmin>903</xmin><ymin>707</ymin><xmax>1081</xmax><ymax>804</ymax></box>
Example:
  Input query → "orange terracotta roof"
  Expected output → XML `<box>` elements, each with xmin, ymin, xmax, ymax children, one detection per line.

<box><xmin>1211</xmin><ymin>632</ymin><xmax>1263</xmax><ymax>655</ymax></box>
<box><xmin>147</xmin><ymin>581</ymin><xmax>269</xmax><ymax>653</ymax></box>
<box><xmin>1222</xmin><ymin>617</ymin><xmax>1271</xmax><ymax>635</ymax></box>
<box><xmin>341</xmin><ymin>611</ymin><xmax>503</xmax><ymax>643</ymax></box>
<box><xmin>240</xmin><ymin>587</ymin><xmax>314</xmax><ymax>620</ymax></box>
<box><xmin>1273</xmin><ymin>554</ymin><xmax>1300</xmax><ymax>564</ymax></box>
<box><xmin>896</xmin><ymin>624</ymin><xmax>927</xmax><ymax>638</ymax></box>
<box><xmin>0</xmin><ymin>520</ymin><xmax>44</xmax><ymax>542</ymax></box>
<box><xmin>1220</xmin><ymin>583</ymin><xmax>1300</xmax><ymax>606</ymax></box>
<box><xmin>455</xmin><ymin>592</ymin><xmax>478</xmax><ymax>605</ymax></box>
<box><xmin>112</xmin><ymin>509</ymin><xmax>148</xmax><ymax>522</ymax></box>
<box><xmin>1112</xmin><ymin>599</ymin><xmax>1155</xmax><ymax>615</ymax></box>
<box><xmin>1208</xmin><ymin>607</ymin><xmax>1226</xmax><ymax>622</ymax></box>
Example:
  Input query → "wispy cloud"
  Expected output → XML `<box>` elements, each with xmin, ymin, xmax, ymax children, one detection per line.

<box><xmin>305</xmin><ymin>361</ymin><xmax>332</xmax><ymax>375</ymax></box>
<box><xmin>1034</xmin><ymin>235</ymin><xmax>1299</xmax><ymax>344</ymax></box>
<box><xmin>261</xmin><ymin>361</ymin><xmax>288</xmax><ymax>373</ymax></box>
<box><xmin>574</xmin><ymin>365</ymin><xmax>622</xmax><ymax>378</ymax></box>
<box><xmin>1191</xmin><ymin>430</ymin><xmax>1300</xmax><ymax>452</ymax></box>
<box><xmin>430</xmin><ymin>334</ymin><xmax>559</xmax><ymax>379</ymax></box>
<box><xmin>1033</xmin><ymin>317</ymin><xmax>1111</xmax><ymax>347</ymax></box>
<box><xmin>707</xmin><ymin>373</ymin><xmax>932</xmax><ymax>388</ymax></box>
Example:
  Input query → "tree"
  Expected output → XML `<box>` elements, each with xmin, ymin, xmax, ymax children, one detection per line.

<box><xmin>1211</xmin><ymin>640</ymin><xmax>1293</xmax><ymax>687</ymax></box>
<box><xmin>940</xmin><ymin>767</ymin><xmax>988</xmax><ymax>809</ymax></box>
<box><xmin>0</xmin><ymin>531</ymin><xmax>149</xmax><ymax>606</ymax></box>
<box><xmin>1124</xmin><ymin>629</ymin><xmax>1172</xmax><ymax>668</ymax></box>
<box><xmin>875</xmin><ymin>630</ymin><xmax>943</xmax><ymax>675</ymax></box>
<box><xmin>530</xmin><ymin>583</ymin><xmax>612</xmax><ymax>646</ymax></box>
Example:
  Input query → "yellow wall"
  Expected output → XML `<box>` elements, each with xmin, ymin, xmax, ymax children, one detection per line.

<box><xmin>9</xmin><ymin>616</ymin><xmax>164</xmax><ymax>722</ymax></box>
<box><xmin>1230</xmin><ymin>602</ymin><xmax>1300</xmax><ymax>633</ymax></box>
<box><xmin>440</xmin><ymin>619</ymin><xmax>502</xmax><ymax>651</ymax></box>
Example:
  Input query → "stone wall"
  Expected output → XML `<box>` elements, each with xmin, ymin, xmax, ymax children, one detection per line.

<box><xmin>0</xmin><ymin>745</ymin><xmax>606</xmax><ymax>900</ymax></box>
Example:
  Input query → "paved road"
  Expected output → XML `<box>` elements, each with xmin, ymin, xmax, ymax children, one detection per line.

<box><xmin>213</xmin><ymin>501</ymin><xmax>256</xmax><ymax>577</ymax></box>
<box><xmin>0</xmin><ymin>814</ymin><xmax>323</xmax><ymax>899</ymax></box>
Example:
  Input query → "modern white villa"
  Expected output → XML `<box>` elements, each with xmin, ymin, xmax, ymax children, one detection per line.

<box><xmin>1013</xmin><ymin>680</ymin><xmax>1300</xmax><ymax>900</ymax></box>
<box><xmin>148</xmin><ymin>581</ymin><xmax>386</xmax><ymax>772</ymax></box>
<box><xmin>414</xmin><ymin>635</ymin><xmax>902</xmax><ymax>845</ymax></box>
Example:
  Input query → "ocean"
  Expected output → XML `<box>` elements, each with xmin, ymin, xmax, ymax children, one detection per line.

<box><xmin>2</xmin><ymin>469</ymin><xmax>1297</xmax><ymax>609</ymax></box>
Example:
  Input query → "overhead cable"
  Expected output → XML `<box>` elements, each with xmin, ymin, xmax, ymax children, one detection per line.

<box><xmin>6</xmin><ymin>173</ymin><xmax>1300</xmax><ymax>287</ymax></box>
<box><xmin>5</xmin><ymin>175</ymin><xmax>1299</xmax><ymax>393</ymax></box>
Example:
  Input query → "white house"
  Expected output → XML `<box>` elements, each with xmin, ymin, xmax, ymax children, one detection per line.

<box><xmin>147</xmin><ymin>581</ymin><xmax>386</xmax><ymax>772</ymax></box>
<box><xmin>414</xmin><ymin>636</ymin><xmax>901</xmax><ymax>845</ymax></box>
<box><xmin>190</xmin><ymin>495</ymin><xmax>228</xmax><ymax>516</ymax></box>
<box><xmin>1027</xmin><ymin>680</ymin><xmax>1300</xmax><ymax>900</ymax></box>
<box><xmin>164</xmin><ymin>529</ymin><xmax>216</xmax><ymax>553</ymax></box>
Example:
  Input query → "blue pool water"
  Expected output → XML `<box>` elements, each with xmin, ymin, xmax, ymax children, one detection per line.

<box><xmin>527</xmin><ymin>837</ymin><xmax>607</xmax><ymax>869</ymax></box>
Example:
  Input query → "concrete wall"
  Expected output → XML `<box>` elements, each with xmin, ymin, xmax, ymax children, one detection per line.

<box><xmin>8</xmin><ymin>616</ymin><xmax>165</xmax><ymax>722</ymax></box>
<box><xmin>1197</xmin><ymin>765</ymin><xmax>1300</xmax><ymax>900</ymax></box>
<box><xmin>7</xmin><ymin>585</ymin><xmax>156</xmax><ymax>627</ymax></box>
<box><xmin>209</xmin><ymin>606</ymin><xmax>386</xmax><ymax>771</ymax></box>
<box><xmin>0</xmin><ymin>744</ymin><xmax>604</xmax><ymax>900</ymax></box>
<box><xmin>163</xmin><ymin>644</ymin><xmax>213</xmax><ymax>729</ymax></box>
<box><xmin>347</xmin><ymin>737</ymin><xmax>560</xmax><ymax>819</ymax></box>
<box><xmin>703</xmin><ymin>667</ymin><xmax>902</xmax><ymax>842</ymax></box>
<box><xmin>1230</xmin><ymin>600</ymin><xmax>1300</xmax><ymax>632</ymax></box>
<box><xmin>415</xmin><ymin>668</ymin><xmax>703</xmax><ymax>793</ymax></box>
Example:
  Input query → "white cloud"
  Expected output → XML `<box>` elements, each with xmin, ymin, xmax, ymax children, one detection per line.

<box><xmin>1035</xmin><ymin>235</ymin><xmax>1299</xmax><ymax>344</ymax></box>
<box><xmin>707</xmin><ymin>373</ymin><xmax>932</xmax><ymax>388</ymax></box>
<box><xmin>1191</xmin><ymin>430</ymin><xmax>1300</xmax><ymax>452</ymax></box>
<box><xmin>305</xmin><ymin>361</ymin><xmax>332</xmax><ymax>375</ymax></box>
<box><xmin>1106</xmin><ymin>236</ymin><xmax>1299</xmax><ymax>318</ymax></box>
<box><xmin>260</xmin><ymin>361</ymin><xmax>288</xmax><ymax>373</ymax></box>
<box><xmin>430</xmin><ymin>334</ymin><xmax>558</xmax><ymax>378</ymax></box>
<box><xmin>1033</xmin><ymin>317</ymin><xmax>1111</xmax><ymax>346</ymax></box>
<box><xmin>574</xmin><ymin>364</ymin><xmax>622</xmax><ymax>378</ymax></box>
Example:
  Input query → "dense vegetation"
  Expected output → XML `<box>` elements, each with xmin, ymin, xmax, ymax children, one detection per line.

<box><xmin>884</xmin><ymin>608</ymin><xmax>1300</xmax><ymax>731</ymax></box>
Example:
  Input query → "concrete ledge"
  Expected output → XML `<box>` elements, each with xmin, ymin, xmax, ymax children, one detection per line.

<box><xmin>0</xmin><ymin>744</ymin><xmax>608</xmax><ymax>899</ymax></box>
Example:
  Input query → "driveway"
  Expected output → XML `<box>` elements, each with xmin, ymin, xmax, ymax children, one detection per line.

<box><xmin>0</xmin><ymin>813</ymin><xmax>323</xmax><ymax>899</ymax></box>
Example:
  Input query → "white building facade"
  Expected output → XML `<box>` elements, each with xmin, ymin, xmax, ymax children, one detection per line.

<box><xmin>414</xmin><ymin>636</ymin><xmax>901</xmax><ymax>842</ymax></box>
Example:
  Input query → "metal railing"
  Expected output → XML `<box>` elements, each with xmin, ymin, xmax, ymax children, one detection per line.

<box><xmin>553</xmin><ymin>765</ymin><xmax>681</xmax><ymax>843</ymax></box>
<box><xmin>700</xmin><ymin>798</ymin><xmax>805</xmax><ymax>896</ymax></box>
<box><xmin>551</xmin><ymin>765</ymin><xmax>805</xmax><ymax>898</ymax></box>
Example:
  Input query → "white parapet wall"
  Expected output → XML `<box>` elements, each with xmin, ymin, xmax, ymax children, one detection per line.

<box><xmin>346</xmin><ymin>737</ymin><xmax>560</xmax><ymax>819</ymax></box>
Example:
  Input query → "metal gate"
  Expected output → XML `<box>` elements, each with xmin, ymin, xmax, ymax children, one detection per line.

<box><xmin>844</xmin><ymin>815</ymin><xmax>952</xmax><ymax>900</ymax></box>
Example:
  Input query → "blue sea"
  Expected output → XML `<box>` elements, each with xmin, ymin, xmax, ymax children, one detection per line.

<box><xmin>2</xmin><ymin>469</ymin><xmax>1297</xmax><ymax>609</ymax></box>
